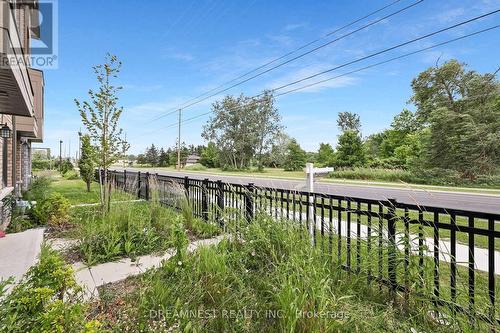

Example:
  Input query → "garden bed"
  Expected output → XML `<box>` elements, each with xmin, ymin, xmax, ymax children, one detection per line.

<box><xmin>86</xmin><ymin>216</ymin><xmax>481</xmax><ymax>332</ymax></box>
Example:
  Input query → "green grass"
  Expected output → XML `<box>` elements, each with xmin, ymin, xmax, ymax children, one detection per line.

<box><xmin>50</xmin><ymin>177</ymin><xmax>133</xmax><ymax>205</ymax></box>
<box><xmin>250</xmin><ymin>193</ymin><xmax>499</xmax><ymax>251</ymax></box>
<box><xmin>92</xmin><ymin>215</ymin><xmax>495</xmax><ymax>332</ymax></box>
<box><xmin>62</xmin><ymin>199</ymin><xmax>221</xmax><ymax>266</ymax></box>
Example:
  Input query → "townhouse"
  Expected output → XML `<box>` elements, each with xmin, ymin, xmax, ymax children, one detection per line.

<box><xmin>0</xmin><ymin>0</ymin><xmax>44</xmax><ymax>229</ymax></box>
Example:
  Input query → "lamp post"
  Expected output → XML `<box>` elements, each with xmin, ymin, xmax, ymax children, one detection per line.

<box><xmin>59</xmin><ymin>140</ymin><xmax>63</xmax><ymax>171</ymax></box>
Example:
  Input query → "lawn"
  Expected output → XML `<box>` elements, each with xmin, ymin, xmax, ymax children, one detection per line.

<box><xmin>48</xmin><ymin>174</ymin><xmax>133</xmax><ymax>205</ymax></box>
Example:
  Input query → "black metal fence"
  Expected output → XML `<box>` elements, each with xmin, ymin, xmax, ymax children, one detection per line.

<box><xmin>104</xmin><ymin>169</ymin><xmax>499</xmax><ymax>328</ymax></box>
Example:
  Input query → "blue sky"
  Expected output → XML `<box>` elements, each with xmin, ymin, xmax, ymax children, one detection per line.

<box><xmin>35</xmin><ymin>0</ymin><xmax>500</xmax><ymax>156</ymax></box>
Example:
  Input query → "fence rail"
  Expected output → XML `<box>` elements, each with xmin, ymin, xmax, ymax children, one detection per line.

<box><xmin>103</xmin><ymin>169</ymin><xmax>499</xmax><ymax>327</ymax></box>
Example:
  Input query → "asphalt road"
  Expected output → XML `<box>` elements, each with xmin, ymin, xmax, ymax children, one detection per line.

<box><xmin>117</xmin><ymin>168</ymin><xmax>500</xmax><ymax>215</ymax></box>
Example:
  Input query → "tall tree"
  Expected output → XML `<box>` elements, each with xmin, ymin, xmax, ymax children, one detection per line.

<box><xmin>391</xmin><ymin>109</ymin><xmax>419</xmax><ymax>133</ymax></box>
<box><xmin>335</xmin><ymin>130</ymin><xmax>366</xmax><ymax>168</ymax></box>
<box><xmin>78</xmin><ymin>134</ymin><xmax>96</xmax><ymax>192</ymax></box>
<box><xmin>337</xmin><ymin>111</ymin><xmax>361</xmax><ymax>133</ymax></box>
<box><xmin>202</xmin><ymin>91</ymin><xmax>282</xmax><ymax>169</ymax></box>
<box><xmin>75</xmin><ymin>54</ymin><xmax>129</xmax><ymax>209</ymax></box>
<box><xmin>253</xmin><ymin>91</ymin><xmax>282</xmax><ymax>170</ymax></box>
<box><xmin>158</xmin><ymin>148</ymin><xmax>170</xmax><ymax>167</ymax></box>
<box><xmin>316</xmin><ymin>143</ymin><xmax>335</xmax><ymax>167</ymax></box>
<box><xmin>145</xmin><ymin>144</ymin><xmax>159</xmax><ymax>166</ymax></box>
<box><xmin>266</xmin><ymin>132</ymin><xmax>292</xmax><ymax>168</ymax></box>
<box><xmin>200</xmin><ymin>142</ymin><xmax>219</xmax><ymax>168</ymax></box>
<box><xmin>410</xmin><ymin>60</ymin><xmax>500</xmax><ymax>178</ymax></box>
<box><xmin>283</xmin><ymin>139</ymin><xmax>307</xmax><ymax>171</ymax></box>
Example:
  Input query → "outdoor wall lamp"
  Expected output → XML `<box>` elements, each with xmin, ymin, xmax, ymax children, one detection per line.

<box><xmin>0</xmin><ymin>124</ymin><xmax>12</xmax><ymax>139</ymax></box>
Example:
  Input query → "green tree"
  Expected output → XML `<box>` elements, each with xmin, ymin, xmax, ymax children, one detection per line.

<box><xmin>410</xmin><ymin>60</ymin><xmax>500</xmax><ymax>178</ymax></box>
<box><xmin>202</xmin><ymin>91</ymin><xmax>282</xmax><ymax>170</ymax></box>
<box><xmin>316</xmin><ymin>143</ymin><xmax>335</xmax><ymax>167</ymax></box>
<box><xmin>283</xmin><ymin>139</ymin><xmax>307</xmax><ymax>171</ymax></box>
<box><xmin>200</xmin><ymin>142</ymin><xmax>219</xmax><ymax>168</ymax></box>
<box><xmin>158</xmin><ymin>148</ymin><xmax>170</xmax><ymax>167</ymax></box>
<box><xmin>337</xmin><ymin>111</ymin><xmax>361</xmax><ymax>133</ymax></box>
<box><xmin>145</xmin><ymin>144</ymin><xmax>159</xmax><ymax>166</ymax></box>
<box><xmin>75</xmin><ymin>54</ymin><xmax>129</xmax><ymax>209</ymax></box>
<box><xmin>136</xmin><ymin>154</ymin><xmax>147</xmax><ymax>165</ymax></box>
<box><xmin>335</xmin><ymin>130</ymin><xmax>366</xmax><ymax>168</ymax></box>
<box><xmin>265</xmin><ymin>132</ymin><xmax>291</xmax><ymax>168</ymax></box>
<box><xmin>78</xmin><ymin>134</ymin><xmax>96</xmax><ymax>192</ymax></box>
<box><xmin>391</xmin><ymin>109</ymin><xmax>420</xmax><ymax>133</ymax></box>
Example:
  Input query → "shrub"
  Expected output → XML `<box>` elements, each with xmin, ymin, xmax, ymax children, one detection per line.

<box><xmin>63</xmin><ymin>170</ymin><xmax>80</xmax><ymax>180</ymax></box>
<box><xmin>0</xmin><ymin>245</ymin><xmax>100</xmax><ymax>332</ymax></box>
<box><xmin>32</xmin><ymin>159</ymin><xmax>53</xmax><ymax>170</ymax></box>
<box><xmin>32</xmin><ymin>193</ymin><xmax>71</xmax><ymax>227</ymax></box>
<box><xmin>184</xmin><ymin>163</ymin><xmax>207</xmax><ymax>171</ymax></box>
<box><xmin>328</xmin><ymin>167</ymin><xmax>415</xmax><ymax>183</ymax></box>
<box><xmin>6</xmin><ymin>214</ymin><xmax>36</xmax><ymax>233</ymax></box>
<box><xmin>59</xmin><ymin>159</ymin><xmax>74</xmax><ymax>175</ymax></box>
<box><xmin>23</xmin><ymin>176</ymin><xmax>53</xmax><ymax>202</ymax></box>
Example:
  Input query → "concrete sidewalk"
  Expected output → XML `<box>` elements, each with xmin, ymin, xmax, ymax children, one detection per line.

<box><xmin>71</xmin><ymin>235</ymin><xmax>226</xmax><ymax>300</ymax></box>
<box><xmin>0</xmin><ymin>228</ymin><xmax>45</xmax><ymax>291</ymax></box>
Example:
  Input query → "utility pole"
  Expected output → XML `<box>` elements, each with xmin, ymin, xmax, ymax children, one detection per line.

<box><xmin>177</xmin><ymin>108</ymin><xmax>181</xmax><ymax>171</ymax></box>
<box><xmin>59</xmin><ymin>140</ymin><xmax>63</xmax><ymax>171</ymax></box>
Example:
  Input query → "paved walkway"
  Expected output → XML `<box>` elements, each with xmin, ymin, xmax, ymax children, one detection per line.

<box><xmin>70</xmin><ymin>236</ymin><xmax>225</xmax><ymax>300</ymax></box>
<box><xmin>0</xmin><ymin>228</ymin><xmax>45</xmax><ymax>293</ymax></box>
<box><xmin>71</xmin><ymin>199</ymin><xmax>145</xmax><ymax>208</ymax></box>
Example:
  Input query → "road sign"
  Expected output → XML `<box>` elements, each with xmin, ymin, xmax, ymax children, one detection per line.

<box><xmin>305</xmin><ymin>166</ymin><xmax>334</xmax><ymax>175</ymax></box>
<box><xmin>304</xmin><ymin>163</ymin><xmax>333</xmax><ymax>244</ymax></box>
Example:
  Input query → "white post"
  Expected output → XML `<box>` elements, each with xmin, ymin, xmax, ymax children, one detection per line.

<box><xmin>306</xmin><ymin>163</ymin><xmax>315</xmax><ymax>243</ymax></box>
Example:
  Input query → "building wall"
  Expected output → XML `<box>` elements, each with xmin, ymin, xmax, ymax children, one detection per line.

<box><xmin>0</xmin><ymin>2</ymin><xmax>42</xmax><ymax>229</ymax></box>
<box><xmin>20</xmin><ymin>140</ymin><xmax>31</xmax><ymax>191</ymax></box>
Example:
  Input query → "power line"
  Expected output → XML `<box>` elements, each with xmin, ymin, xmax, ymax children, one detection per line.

<box><xmin>172</xmin><ymin>0</ymin><xmax>405</xmax><ymax>109</ymax></box>
<box><xmin>270</xmin><ymin>10</ymin><xmax>500</xmax><ymax>92</ymax></box>
<box><xmin>146</xmin><ymin>23</ymin><xmax>499</xmax><ymax>134</ymax></box>
<box><xmin>145</xmin><ymin>0</ymin><xmax>417</xmax><ymax>123</ymax></box>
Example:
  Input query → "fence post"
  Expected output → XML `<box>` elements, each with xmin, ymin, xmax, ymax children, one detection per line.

<box><xmin>217</xmin><ymin>180</ymin><xmax>224</xmax><ymax>227</ymax></box>
<box><xmin>202</xmin><ymin>178</ymin><xmax>209</xmax><ymax>222</ymax></box>
<box><xmin>387</xmin><ymin>198</ymin><xmax>398</xmax><ymax>292</ymax></box>
<box><xmin>145</xmin><ymin>172</ymin><xmax>150</xmax><ymax>200</ymax></box>
<box><xmin>137</xmin><ymin>171</ymin><xmax>141</xmax><ymax>199</ymax></box>
<box><xmin>184</xmin><ymin>176</ymin><xmax>189</xmax><ymax>199</ymax></box>
<box><xmin>245</xmin><ymin>183</ymin><xmax>255</xmax><ymax>222</ymax></box>
<box><xmin>123</xmin><ymin>170</ymin><xmax>127</xmax><ymax>191</ymax></box>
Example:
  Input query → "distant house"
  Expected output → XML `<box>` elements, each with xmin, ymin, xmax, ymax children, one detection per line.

<box><xmin>184</xmin><ymin>154</ymin><xmax>201</xmax><ymax>167</ymax></box>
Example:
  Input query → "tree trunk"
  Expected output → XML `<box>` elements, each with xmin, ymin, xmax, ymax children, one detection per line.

<box><xmin>86</xmin><ymin>180</ymin><xmax>91</xmax><ymax>192</ymax></box>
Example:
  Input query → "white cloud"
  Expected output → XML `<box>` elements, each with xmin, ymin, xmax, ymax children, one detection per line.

<box><xmin>168</xmin><ymin>52</ymin><xmax>195</xmax><ymax>62</ymax></box>
<box><xmin>435</xmin><ymin>8</ymin><xmax>465</xmax><ymax>23</ymax></box>
<box><xmin>284</xmin><ymin>23</ymin><xmax>307</xmax><ymax>31</ymax></box>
